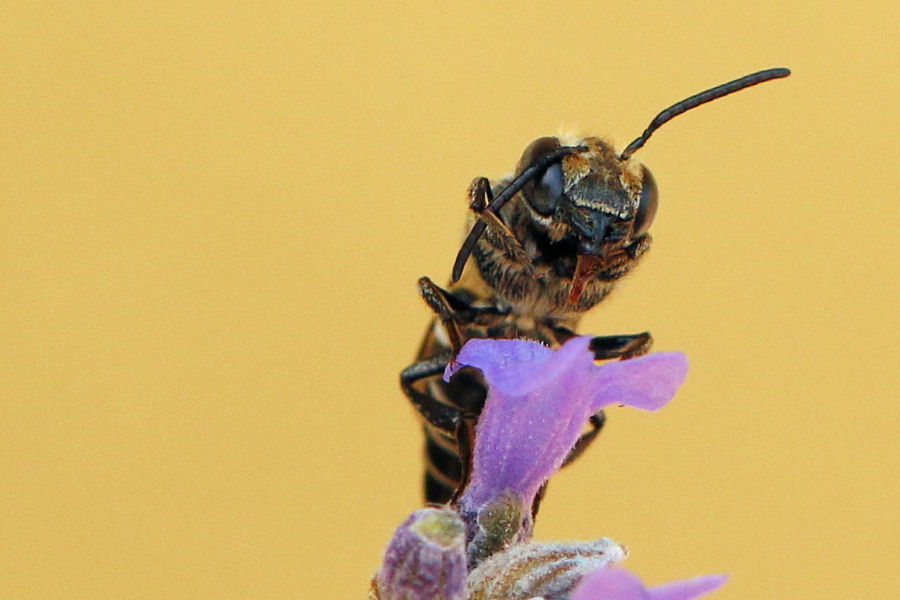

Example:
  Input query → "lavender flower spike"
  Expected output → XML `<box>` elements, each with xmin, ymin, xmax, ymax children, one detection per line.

<box><xmin>370</xmin><ymin>508</ymin><xmax>467</xmax><ymax>600</ymax></box>
<box><xmin>570</xmin><ymin>567</ymin><xmax>728</xmax><ymax>600</ymax></box>
<box><xmin>445</xmin><ymin>336</ymin><xmax>688</xmax><ymax>544</ymax></box>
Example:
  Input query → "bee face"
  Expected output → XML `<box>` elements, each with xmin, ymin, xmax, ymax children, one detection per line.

<box><xmin>480</xmin><ymin>136</ymin><xmax>658</xmax><ymax>314</ymax></box>
<box><xmin>519</xmin><ymin>135</ymin><xmax>658</xmax><ymax>251</ymax></box>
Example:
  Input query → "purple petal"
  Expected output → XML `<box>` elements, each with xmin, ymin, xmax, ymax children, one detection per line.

<box><xmin>452</xmin><ymin>336</ymin><xmax>688</xmax><ymax>513</ymax></box>
<box><xmin>570</xmin><ymin>568</ymin><xmax>727</xmax><ymax>600</ymax></box>
<box><xmin>445</xmin><ymin>337</ymin><xmax>555</xmax><ymax>396</ymax></box>
<box><xmin>648</xmin><ymin>574</ymin><xmax>729</xmax><ymax>600</ymax></box>
<box><xmin>570</xmin><ymin>567</ymin><xmax>650</xmax><ymax>600</ymax></box>
<box><xmin>374</xmin><ymin>508</ymin><xmax>466</xmax><ymax>600</ymax></box>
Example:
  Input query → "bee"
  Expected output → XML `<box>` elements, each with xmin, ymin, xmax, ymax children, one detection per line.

<box><xmin>402</xmin><ymin>68</ymin><xmax>791</xmax><ymax>507</ymax></box>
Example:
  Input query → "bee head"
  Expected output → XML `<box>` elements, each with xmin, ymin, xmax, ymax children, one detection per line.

<box><xmin>450</xmin><ymin>67</ymin><xmax>790</xmax><ymax>297</ymax></box>
<box><xmin>517</xmin><ymin>136</ymin><xmax>658</xmax><ymax>257</ymax></box>
<box><xmin>515</xmin><ymin>136</ymin><xmax>658</xmax><ymax>303</ymax></box>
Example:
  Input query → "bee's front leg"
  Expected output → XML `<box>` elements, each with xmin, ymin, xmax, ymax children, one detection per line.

<box><xmin>417</xmin><ymin>277</ymin><xmax>466</xmax><ymax>352</ymax></box>
<box><xmin>418</xmin><ymin>276</ymin><xmax>509</xmax><ymax>352</ymax></box>
<box><xmin>468</xmin><ymin>177</ymin><xmax>530</xmax><ymax>266</ymax></box>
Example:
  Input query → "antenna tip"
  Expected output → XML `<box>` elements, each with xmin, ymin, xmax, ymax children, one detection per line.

<box><xmin>451</xmin><ymin>252</ymin><xmax>466</xmax><ymax>282</ymax></box>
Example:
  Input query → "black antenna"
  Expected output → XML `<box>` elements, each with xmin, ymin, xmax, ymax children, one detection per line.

<box><xmin>451</xmin><ymin>146</ymin><xmax>585</xmax><ymax>282</ymax></box>
<box><xmin>450</xmin><ymin>67</ymin><xmax>791</xmax><ymax>282</ymax></box>
<box><xmin>618</xmin><ymin>67</ymin><xmax>790</xmax><ymax>160</ymax></box>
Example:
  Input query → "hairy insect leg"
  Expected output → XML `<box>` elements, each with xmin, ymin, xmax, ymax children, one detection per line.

<box><xmin>589</xmin><ymin>331</ymin><xmax>653</xmax><ymax>360</ymax></box>
<box><xmin>417</xmin><ymin>277</ymin><xmax>466</xmax><ymax>352</ymax></box>
<box><xmin>426</xmin><ymin>435</ymin><xmax>463</xmax><ymax>504</ymax></box>
<box><xmin>443</xmin><ymin>365</ymin><xmax>488</xmax><ymax>503</ymax></box>
<box><xmin>468</xmin><ymin>177</ymin><xmax>530</xmax><ymax>266</ymax></box>
<box><xmin>402</xmin><ymin>354</ymin><xmax>463</xmax><ymax>504</ymax></box>
<box><xmin>624</xmin><ymin>235</ymin><xmax>652</xmax><ymax>260</ymax></box>
<box><xmin>563</xmin><ymin>412</ymin><xmax>606</xmax><ymax>468</ymax></box>
<box><xmin>400</xmin><ymin>354</ymin><xmax>459</xmax><ymax>434</ymax></box>
<box><xmin>449</xmin><ymin>418</ymin><xmax>476</xmax><ymax>505</ymax></box>
<box><xmin>402</xmin><ymin>354</ymin><xmax>489</xmax><ymax>505</ymax></box>
<box><xmin>531</xmin><ymin>482</ymin><xmax>548</xmax><ymax>519</ymax></box>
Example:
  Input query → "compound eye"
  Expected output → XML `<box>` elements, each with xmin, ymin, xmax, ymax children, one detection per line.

<box><xmin>518</xmin><ymin>136</ymin><xmax>561</xmax><ymax>170</ymax></box>
<box><xmin>517</xmin><ymin>137</ymin><xmax>564</xmax><ymax>217</ymax></box>
<box><xmin>531</xmin><ymin>162</ymin><xmax>564</xmax><ymax>215</ymax></box>
<box><xmin>633</xmin><ymin>165</ymin><xmax>658</xmax><ymax>238</ymax></box>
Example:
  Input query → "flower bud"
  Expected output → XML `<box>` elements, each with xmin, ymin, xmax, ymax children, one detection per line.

<box><xmin>466</xmin><ymin>537</ymin><xmax>626</xmax><ymax>600</ymax></box>
<box><xmin>461</xmin><ymin>490</ymin><xmax>530</xmax><ymax>568</ymax></box>
<box><xmin>371</xmin><ymin>508</ymin><xmax>467</xmax><ymax>600</ymax></box>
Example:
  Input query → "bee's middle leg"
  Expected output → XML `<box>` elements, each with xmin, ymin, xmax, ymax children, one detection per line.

<box><xmin>400</xmin><ymin>354</ymin><xmax>459</xmax><ymax>433</ymax></box>
<box><xmin>589</xmin><ymin>332</ymin><xmax>653</xmax><ymax>360</ymax></box>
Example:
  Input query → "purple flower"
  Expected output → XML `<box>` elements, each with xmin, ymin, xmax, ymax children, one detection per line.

<box><xmin>445</xmin><ymin>335</ymin><xmax>688</xmax><ymax>557</ymax></box>
<box><xmin>570</xmin><ymin>567</ymin><xmax>728</xmax><ymax>600</ymax></box>
<box><xmin>373</xmin><ymin>336</ymin><xmax>726</xmax><ymax>600</ymax></box>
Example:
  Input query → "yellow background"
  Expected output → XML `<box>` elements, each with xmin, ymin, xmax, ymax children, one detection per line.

<box><xmin>2</xmin><ymin>3</ymin><xmax>897</xmax><ymax>598</ymax></box>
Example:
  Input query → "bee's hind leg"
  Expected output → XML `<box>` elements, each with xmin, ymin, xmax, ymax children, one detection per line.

<box><xmin>532</xmin><ymin>411</ymin><xmax>606</xmax><ymax>517</ymax></box>
<box><xmin>401</xmin><ymin>354</ymin><xmax>464</xmax><ymax>504</ymax></box>
<box><xmin>563</xmin><ymin>412</ymin><xmax>606</xmax><ymax>467</ymax></box>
